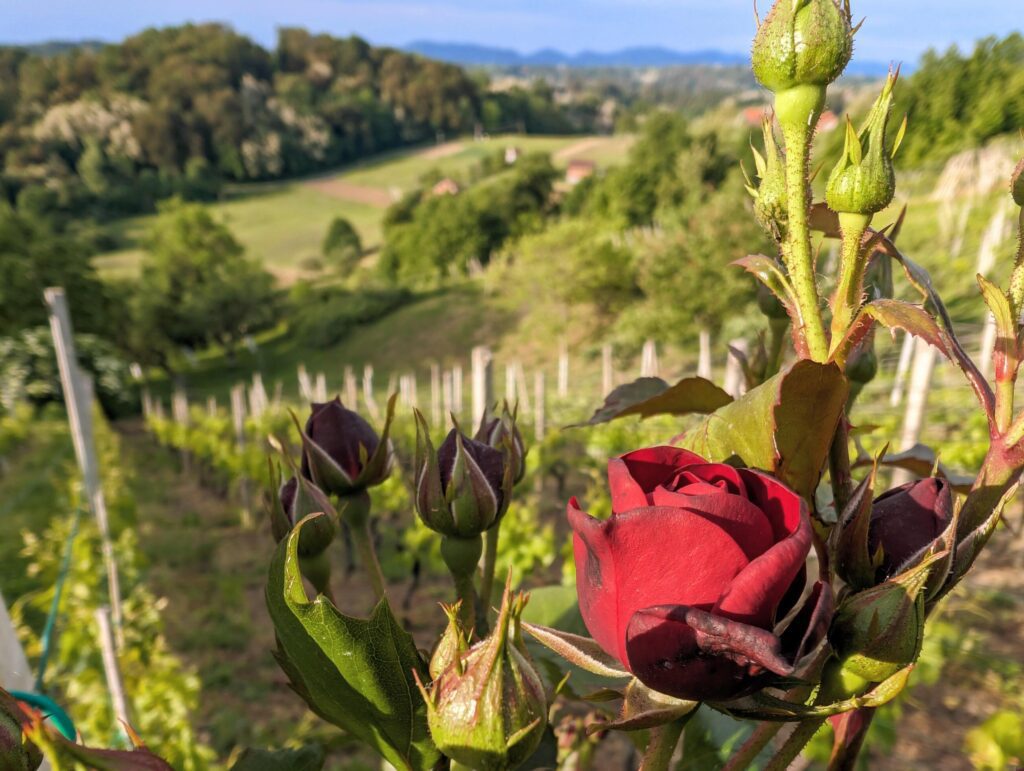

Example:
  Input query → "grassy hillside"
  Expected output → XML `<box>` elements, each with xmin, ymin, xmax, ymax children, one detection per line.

<box><xmin>93</xmin><ymin>134</ymin><xmax>634</xmax><ymax>282</ymax></box>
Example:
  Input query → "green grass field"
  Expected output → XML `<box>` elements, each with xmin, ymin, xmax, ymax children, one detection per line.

<box><xmin>93</xmin><ymin>134</ymin><xmax>634</xmax><ymax>282</ymax></box>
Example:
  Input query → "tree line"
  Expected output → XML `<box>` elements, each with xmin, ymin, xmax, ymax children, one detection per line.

<box><xmin>0</xmin><ymin>24</ymin><xmax>580</xmax><ymax>224</ymax></box>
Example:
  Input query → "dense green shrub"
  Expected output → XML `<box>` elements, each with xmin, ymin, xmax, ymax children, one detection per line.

<box><xmin>0</xmin><ymin>327</ymin><xmax>138</xmax><ymax>417</ymax></box>
<box><xmin>288</xmin><ymin>284</ymin><xmax>412</xmax><ymax>348</ymax></box>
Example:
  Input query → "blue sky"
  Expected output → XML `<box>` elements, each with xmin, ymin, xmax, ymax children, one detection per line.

<box><xmin>2</xmin><ymin>1</ymin><xmax>1020</xmax><ymax>63</ymax></box>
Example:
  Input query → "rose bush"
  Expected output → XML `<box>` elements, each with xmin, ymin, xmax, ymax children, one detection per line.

<box><xmin>569</xmin><ymin>446</ymin><xmax>832</xmax><ymax>701</ymax></box>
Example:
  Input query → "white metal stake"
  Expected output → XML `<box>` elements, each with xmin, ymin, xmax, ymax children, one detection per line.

<box><xmin>314</xmin><ymin>372</ymin><xmax>328</xmax><ymax>403</ymax></box>
<box><xmin>602</xmin><ymin>344</ymin><xmax>614</xmax><ymax>394</ymax></box>
<box><xmin>95</xmin><ymin>606</ymin><xmax>131</xmax><ymax>729</ymax></box>
<box><xmin>534</xmin><ymin>371</ymin><xmax>547</xmax><ymax>441</ymax></box>
<box><xmin>641</xmin><ymin>340</ymin><xmax>659</xmax><ymax>378</ymax></box>
<box><xmin>297</xmin><ymin>364</ymin><xmax>313</xmax><ymax>402</ymax></box>
<box><xmin>431</xmin><ymin>364</ymin><xmax>442</xmax><ymax>425</ymax></box>
<box><xmin>363</xmin><ymin>365</ymin><xmax>380</xmax><ymax>421</ymax></box>
<box><xmin>698</xmin><ymin>328</ymin><xmax>713</xmax><ymax>380</ymax></box>
<box><xmin>344</xmin><ymin>366</ymin><xmax>358</xmax><ymax>407</ymax></box>
<box><xmin>0</xmin><ymin>591</ymin><xmax>33</xmax><ymax>692</ymax></box>
<box><xmin>44</xmin><ymin>288</ymin><xmax>124</xmax><ymax>640</ymax></box>
<box><xmin>471</xmin><ymin>346</ymin><xmax>494</xmax><ymax>429</ymax></box>
<box><xmin>557</xmin><ymin>343</ymin><xmax>570</xmax><ymax>398</ymax></box>
<box><xmin>890</xmin><ymin>333</ymin><xmax>916</xmax><ymax>407</ymax></box>
<box><xmin>723</xmin><ymin>339</ymin><xmax>748</xmax><ymax>399</ymax></box>
<box><xmin>452</xmin><ymin>365</ymin><xmax>464</xmax><ymax>416</ymax></box>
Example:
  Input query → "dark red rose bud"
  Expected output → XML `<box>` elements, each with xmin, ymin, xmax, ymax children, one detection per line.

<box><xmin>475</xmin><ymin>402</ymin><xmax>527</xmax><ymax>485</ymax></box>
<box><xmin>570</xmin><ymin>446</ymin><xmax>830</xmax><ymax>702</ymax></box>
<box><xmin>415</xmin><ymin>411</ymin><xmax>511</xmax><ymax>538</ymax></box>
<box><xmin>869</xmin><ymin>478</ymin><xmax>953</xmax><ymax>579</ymax></box>
<box><xmin>298</xmin><ymin>397</ymin><xmax>394</xmax><ymax>496</ymax></box>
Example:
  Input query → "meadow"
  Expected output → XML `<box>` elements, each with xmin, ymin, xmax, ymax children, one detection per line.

<box><xmin>92</xmin><ymin>134</ymin><xmax>634</xmax><ymax>282</ymax></box>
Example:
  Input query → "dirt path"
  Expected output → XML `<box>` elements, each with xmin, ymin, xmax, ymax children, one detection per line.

<box><xmin>420</xmin><ymin>140</ymin><xmax>464</xmax><ymax>160</ymax></box>
<box><xmin>303</xmin><ymin>178</ymin><xmax>394</xmax><ymax>206</ymax></box>
<box><xmin>553</xmin><ymin>136</ymin><xmax>607</xmax><ymax>161</ymax></box>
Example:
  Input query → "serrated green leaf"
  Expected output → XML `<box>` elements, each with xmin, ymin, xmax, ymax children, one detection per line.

<box><xmin>266</xmin><ymin>514</ymin><xmax>440</xmax><ymax>771</ymax></box>
<box><xmin>676</xmin><ymin>360</ymin><xmax>848</xmax><ymax>499</ymax></box>
<box><xmin>573</xmin><ymin>376</ymin><xmax>732</xmax><ymax>427</ymax></box>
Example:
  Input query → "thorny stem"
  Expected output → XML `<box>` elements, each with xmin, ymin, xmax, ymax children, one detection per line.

<box><xmin>722</xmin><ymin>722</ymin><xmax>784</xmax><ymax>771</ymax></box>
<box><xmin>827</xmin><ymin>708</ymin><xmax>877</xmax><ymax>771</ymax></box>
<box><xmin>777</xmin><ymin>85</ymin><xmax>830</xmax><ymax>363</ymax></box>
<box><xmin>996</xmin><ymin>379</ymin><xmax>1016</xmax><ymax>435</ymax></box>
<box><xmin>830</xmin><ymin>212</ymin><xmax>873</xmax><ymax>356</ymax></box>
<box><xmin>765</xmin><ymin>717</ymin><xmax>827</xmax><ymax>771</ymax></box>
<box><xmin>639</xmin><ymin>717</ymin><xmax>688</xmax><ymax>771</ymax></box>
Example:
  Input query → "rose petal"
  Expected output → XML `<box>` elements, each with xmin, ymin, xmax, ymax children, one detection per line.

<box><xmin>570</xmin><ymin>502</ymin><xmax>750</xmax><ymax>665</ymax></box>
<box><xmin>779</xmin><ymin>581</ymin><xmax>834</xmax><ymax>665</ymax></box>
<box><xmin>713</xmin><ymin>480</ymin><xmax>812</xmax><ymax>628</ymax></box>
<box><xmin>569</xmin><ymin>498</ymin><xmax>621</xmax><ymax>662</ymax></box>
<box><xmin>737</xmin><ymin>468</ymin><xmax>805</xmax><ymax>540</ymax></box>
<box><xmin>673</xmin><ymin>464</ymin><xmax>746</xmax><ymax>496</ymax></box>
<box><xmin>614</xmin><ymin>447</ymin><xmax>708</xmax><ymax>499</ymax></box>
<box><xmin>608</xmin><ymin>457</ymin><xmax>653</xmax><ymax>512</ymax></box>
<box><xmin>625</xmin><ymin>605</ymin><xmax>792</xmax><ymax>702</ymax></box>
<box><xmin>649</xmin><ymin>487</ymin><xmax>775</xmax><ymax>561</ymax></box>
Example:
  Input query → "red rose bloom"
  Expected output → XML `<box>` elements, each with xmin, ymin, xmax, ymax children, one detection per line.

<box><xmin>570</xmin><ymin>447</ymin><xmax>832</xmax><ymax>701</ymax></box>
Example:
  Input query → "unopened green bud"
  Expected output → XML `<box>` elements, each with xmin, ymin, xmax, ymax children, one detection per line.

<box><xmin>746</xmin><ymin>117</ymin><xmax>789</xmax><ymax>238</ymax></box>
<box><xmin>845</xmin><ymin>344</ymin><xmax>878</xmax><ymax>387</ymax></box>
<box><xmin>828</xmin><ymin>556</ymin><xmax>936</xmax><ymax>682</ymax></box>
<box><xmin>752</xmin><ymin>0</ymin><xmax>854</xmax><ymax>94</ymax></box>
<box><xmin>827</xmin><ymin>71</ymin><xmax>905</xmax><ymax>216</ymax></box>
<box><xmin>430</xmin><ymin>602</ymin><xmax>472</xmax><ymax>681</ymax></box>
<box><xmin>418</xmin><ymin>587</ymin><xmax>547</xmax><ymax>770</ymax></box>
<box><xmin>1012</xmin><ymin>157</ymin><xmax>1024</xmax><ymax>207</ymax></box>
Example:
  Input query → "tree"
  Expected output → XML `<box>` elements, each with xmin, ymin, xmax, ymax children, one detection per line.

<box><xmin>0</xmin><ymin>205</ymin><xmax>111</xmax><ymax>336</ymax></box>
<box><xmin>321</xmin><ymin>216</ymin><xmax>363</xmax><ymax>275</ymax></box>
<box><xmin>134</xmin><ymin>199</ymin><xmax>276</xmax><ymax>368</ymax></box>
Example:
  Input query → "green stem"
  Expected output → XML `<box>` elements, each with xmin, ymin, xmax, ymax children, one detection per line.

<box><xmin>639</xmin><ymin>718</ymin><xmax>687</xmax><ymax>771</ymax></box>
<box><xmin>830</xmin><ymin>212</ymin><xmax>872</xmax><ymax>353</ymax></box>
<box><xmin>441</xmin><ymin>535</ymin><xmax>483</xmax><ymax>632</ymax></box>
<box><xmin>777</xmin><ymin>85</ymin><xmax>829</xmax><ymax>363</ymax></box>
<box><xmin>477</xmin><ymin>523</ymin><xmax>501</xmax><ymax>634</ymax></box>
<box><xmin>765</xmin><ymin>718</ymin><xmax>826</xmax><ymax>771</ymax></box>
<box><xmin>351</xmin><ymin>516</ymin><xmax>388</xmax><ymax>601</ymax></box>
<box><xmin>722</xmin><ymin>722</ymin><xmax>784</xmax><ymax>771</ymax></box>
<box><xmin>341</xmin><ymin>490</ymin><xmax>388</xmax><ymax>601</ymax></box>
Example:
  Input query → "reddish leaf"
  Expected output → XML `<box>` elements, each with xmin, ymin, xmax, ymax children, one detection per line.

<box><xmin>574</xmin><ymin>376</ymin><xmax>732</xmax><ymax>427</ymax></box>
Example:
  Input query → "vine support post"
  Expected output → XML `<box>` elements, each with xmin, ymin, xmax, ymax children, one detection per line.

<box><xmin>45</xmin><ymin>287</ymin><xmax>124</xmax><ymax>645</ymax></box>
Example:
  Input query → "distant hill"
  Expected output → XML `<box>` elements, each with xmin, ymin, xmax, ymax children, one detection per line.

<box><xmin>405</xmin><ymin>40</ymin><xmax>895</xmax><ymax>76</ymax></box>
<box><xmin>19</xmin><ymin>39</ymin><xmax>106</xmax><ymax>56</ymax></box>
